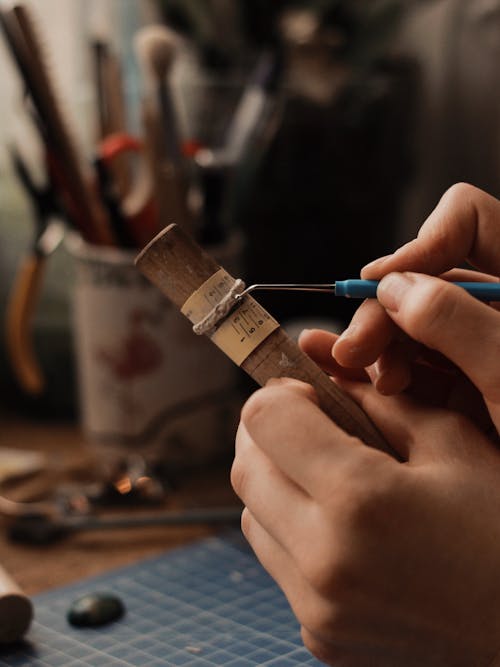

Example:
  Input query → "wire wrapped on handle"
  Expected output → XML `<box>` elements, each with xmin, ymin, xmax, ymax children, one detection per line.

<box><xmin>136</xmin><ymin>224</ymin><xmax>398</xmax><ymax>458</ymax></box>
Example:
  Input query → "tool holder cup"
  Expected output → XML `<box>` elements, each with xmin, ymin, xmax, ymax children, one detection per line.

<box><xmin>67</xmin><ymin>233</ymin><xmax>242</xmax><ymax>479</ymax></box>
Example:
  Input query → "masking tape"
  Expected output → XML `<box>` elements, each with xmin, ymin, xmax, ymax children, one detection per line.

<box><xmin>181</xmin><ymin>269</ymin><xmax>279</xmax><ymax>365</ymax></box>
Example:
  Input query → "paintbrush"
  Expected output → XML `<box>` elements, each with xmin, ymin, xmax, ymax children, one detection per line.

<box><xmin>134</xmin><ymin>24</ymin><xmax>183</xmax><ymax>167</ymax></box>
<box><xmin>88</xmin><ymin>1</ymin><xmax>131</xmax><ymax>199</ymax></box>
<box><xmin>134</xmin><ymin>24</ymin><xmax>192</xmax><ymax>234</ymax></box>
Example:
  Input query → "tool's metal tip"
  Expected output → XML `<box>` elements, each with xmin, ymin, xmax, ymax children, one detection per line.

<box><xmin>234</xmin><ymin>284</ymin><xmax>257</xmax><ymax>300</ymax></box>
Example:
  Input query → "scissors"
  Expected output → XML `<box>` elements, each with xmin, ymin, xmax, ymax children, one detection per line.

<box><xmin>5</xmin><ymin>147</ymin><xmax>65</xmax><ymax>395</ymax></box>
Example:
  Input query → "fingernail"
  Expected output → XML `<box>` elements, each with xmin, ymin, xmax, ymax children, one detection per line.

<box><xmin>297</xmin><ymin>328</ymin><xmax>311</xmax><ymax>343</ymax></box>
<box><xmin>366</xmin><ymin>361</ymin><xmax>393</xmax><ymax>395</ymax></box>
<box><xmin>365</xmin><ymin>362</ymin><xmax>381</xmax><ymax>386</ymax></box>
<box><xmin>335</xmin><ymin>324</ymin><xmax>359</xmax><ymax>348</ymax></box>
<box><xmin>339</xmin><ymin>323</ymin><xmax>358</xmax><ymax>339</ymax></box>
<box><xmin>334</xmin><ymin>325</ymin><xmax>365</xmax><ymax>365</ymax></box>
<box><xmin>377</xmin><ymin>273</ymin><xmax>414</xmax><ymax>312</ymax></box>
<box><xmin>361</xmin><ymin>254</ymin><xmax>392</xmax><ymax>276</ymax></box>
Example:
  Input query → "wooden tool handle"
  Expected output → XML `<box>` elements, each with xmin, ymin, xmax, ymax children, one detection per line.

<box><xmin>141</xmin><ymin>98</ymin><xmax>192</xmax><ymax>236</ymax></box>
<box><xmin>0</xmin><ymin>563</ymin><xmax>33</xmax><ymax>643</ymax></box>
<box><xmin>136</xmin><ymin>224</ymin><xmax>395</xmax><ymax>456</ymax></box>
<box><xmin>5</xmin><ymin>253</ymin><xmax>46</xmax><ymax>395</ymax></box>
<box><xmin>1</xmin><ymin>5</ymin><xmax>114</xmax><ymax>245</ymax></box>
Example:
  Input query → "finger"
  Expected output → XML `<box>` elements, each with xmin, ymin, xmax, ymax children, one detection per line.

<box><xmin>298</xmin><ymin>329</ymin><xmax>368</xmax><ymax>381</ymax></box>
<box><xmin>243</xmin><ymin>510</ymin><xmax>387</xmax><ymax>667</ymax></box>
<box><xmin>362</xmin><ymin>183</ymin><xmax>500</xmax><ymax>279</ymax></box>
<box><xmin>404</xmin><ymin>359</ymin><xmax>464</xmax><ymax>407</ymax></box>
<box><xmin>335</xmin><ymin>269</ymin><xmax>500</xmax><ymax>382</ymax></box>
<box><xmin>335</xmin><ymin>379</ymin><xmax>417</xmax><ymax>461</ymax></box>
<box><xmin>387</xmin><ymin>356</ymin><xmax>495</xmax><ymax>437</ymax></box>
<box><xmin>240</xmin><ymin>384</ymin><xmax>389</xmax><ymax>499</ymax></box>
<box><xmin>232</xmin><ymin>422</ymin><xmax>312</xmax><ymax>553</ymax></box>
<box><xmin>440</xmin><ymin>268</ymin><xmax>500</xmax><ymax>283</ymax></box>
<box><xmin>376</xmin><ymin>273</ymin><xmax>500</xmax><ymax>413</ymax></box>
<box><xmin>241</xmin><ymin>508</ymin><xmax>303</xmax><ymax>596</ymax></box>
<box><xmin>365</xmin><ymin>337</ymin><xmax>419</xmax><ymax>395</ymax></box>
<box><xmin>439</xmin><ymin>269</ymin><xmax>500</xmax><ymax>311</ymax></box>
<box><xmin>333</xmin><ymin>299</ymin><xmax>398</xmax><ymax>368</ymax></box>
<box><xmin>337</xmin><ymin>377</ymin><xmax>487</xmax><ymax>463</ymax></box>
<box><xmin>265</xmin><ymin>376</ymin><xmax>321</xmax><ymax>405</ymax></box>
<box><xmin>241</xmin><ymin>509</ymin><xmax>337</xmax><ymax>648</ymax></box>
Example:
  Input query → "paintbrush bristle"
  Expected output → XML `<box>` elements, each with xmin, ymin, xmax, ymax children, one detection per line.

<box><xmin>134</xmin><ymin>25</ymin><xmax>178</xmax><ymax>82</ymax></box>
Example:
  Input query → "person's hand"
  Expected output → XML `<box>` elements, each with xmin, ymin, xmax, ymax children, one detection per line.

<box><xmin>300</xmin><ymin>183</ymin><xmax>500</xmax><ymax>447</ymax></box>
<box><xmin>331</xmin><ymin>183</ymin><xmax>500</xmax><ymax>409</ymax></box>
<box><xmin>231</xmin><ymin>183</ymin><xmax>500</xmax><ymax>666</ymax></box>
<box><xmin>232</xmin><ymin>376</ymin><xmax>500</xmax><ymax>667</ymax></box>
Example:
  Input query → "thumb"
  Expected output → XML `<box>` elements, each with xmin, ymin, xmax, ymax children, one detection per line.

<box><xmin>376</xmin><ymin>272</ymin><xmax>500</xmax><ymax>418</ymax></box>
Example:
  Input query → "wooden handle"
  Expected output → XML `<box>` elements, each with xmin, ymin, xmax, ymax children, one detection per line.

<box><xmin>141</xmin><ymin>98</ymin><xmax>192</xmax><ymax>236</ymax></box>
<box><xmin>5</xmin><ymin>253</ymin><xmax>46</xmax><ymax>395</ymax></box>
<box><xmin>0</xmin><ymin>564</ymin><xmax>33</xmax><ymax>643</ymax></box>
<box><xmin>136</xmin><ymin>224</ymin><xmax>396</xmax><ymax>456</ymax></box>
<box><xmin>1</xmin><ymin>5</ymin><xmax>114</xmax><ymax>245</ymax></box>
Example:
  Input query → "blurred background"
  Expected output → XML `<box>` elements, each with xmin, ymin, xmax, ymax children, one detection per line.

<box><xmin>2</xmin><ymin>0</ymin><xmax>500</xmax><ymax>610</ymax></box>
<box><xmin>1</xmin><ymin>0</ymin><xmax>500</xmax><ymax>435</ymax></box>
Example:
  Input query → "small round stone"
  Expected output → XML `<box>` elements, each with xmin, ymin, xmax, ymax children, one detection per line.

<box><xmin>67</xmin><ymin>592</ymin><xmax>125</xmax><ymax>627</ymax></box>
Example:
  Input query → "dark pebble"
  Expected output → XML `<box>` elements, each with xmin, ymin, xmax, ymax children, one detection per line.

<box><xmin>67</xmin><ymin>592</ymin><xmax>125</xmax><ymax>627</ymax></box>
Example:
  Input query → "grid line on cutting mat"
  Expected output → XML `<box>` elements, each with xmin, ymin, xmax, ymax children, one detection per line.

<box><xmin>0</xmin><ymin>531</ymin><xmax>325</xmax><ymax>666</ymax></box>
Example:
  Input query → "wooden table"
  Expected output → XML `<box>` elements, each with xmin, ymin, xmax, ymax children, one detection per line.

<box><xmin>0</xmin><ymin>416</ymin><xmax>239</xmax><ymax>596</ymax></box>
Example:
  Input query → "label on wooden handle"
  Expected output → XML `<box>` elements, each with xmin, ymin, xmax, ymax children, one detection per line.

<box><xmin>181</xmin><ymin>269</ymin><xmax>279</xmax><ymax>365</ymax></box>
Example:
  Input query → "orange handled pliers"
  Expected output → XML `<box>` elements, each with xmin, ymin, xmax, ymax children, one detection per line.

<box><xmin>5</xmin><ymin>147</ymin><xmax>65</xmax><ymax>395</ymax></box>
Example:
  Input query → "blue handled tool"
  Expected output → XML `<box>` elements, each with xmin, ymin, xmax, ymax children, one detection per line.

<box><xmin>237</xmin><ymin>279</ymin><xmax>500</xmax><ymax>301</ymax></box>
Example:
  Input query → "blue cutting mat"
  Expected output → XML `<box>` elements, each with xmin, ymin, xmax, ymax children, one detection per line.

<box><xmin>0</xmin><ymin>532</ymin><xmax>325</xmax><ymax>666</ymax></box>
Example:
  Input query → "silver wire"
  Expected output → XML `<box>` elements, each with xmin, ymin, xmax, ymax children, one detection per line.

<box><xmin>235</xmin><ymin>283</ymin><xmax>336</xmax><ymax>300</ymax></box>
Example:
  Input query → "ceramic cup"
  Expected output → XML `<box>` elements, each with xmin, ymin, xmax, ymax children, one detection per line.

<box><xmin>68</xmin><ymin>234</ymin><xmax>242</xmax><ymax>477</ymax></box>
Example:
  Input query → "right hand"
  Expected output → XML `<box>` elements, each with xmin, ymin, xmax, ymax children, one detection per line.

<box><xmin>321</xmin><ymin>183</ymin><xmax>500</xmax><ymax>435</ymax></box>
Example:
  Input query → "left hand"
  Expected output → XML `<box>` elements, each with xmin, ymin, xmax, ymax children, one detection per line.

<box><xmin>232</xmin><ymin>373</ymin><xmax>500</xmax><ymax>667</ymax></box>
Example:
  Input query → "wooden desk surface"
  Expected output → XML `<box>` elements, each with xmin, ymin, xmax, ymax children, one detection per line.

<box><xmin>0</xmin><ymin>417</ymin><xmax>239</xmax><ymax>596</ymax></box>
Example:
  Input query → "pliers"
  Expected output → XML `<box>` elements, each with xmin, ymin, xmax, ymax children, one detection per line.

<box><xmin>5</xmin><ymin>147</ymin><xmax>65</xmax><ymax>395</ymax></box>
